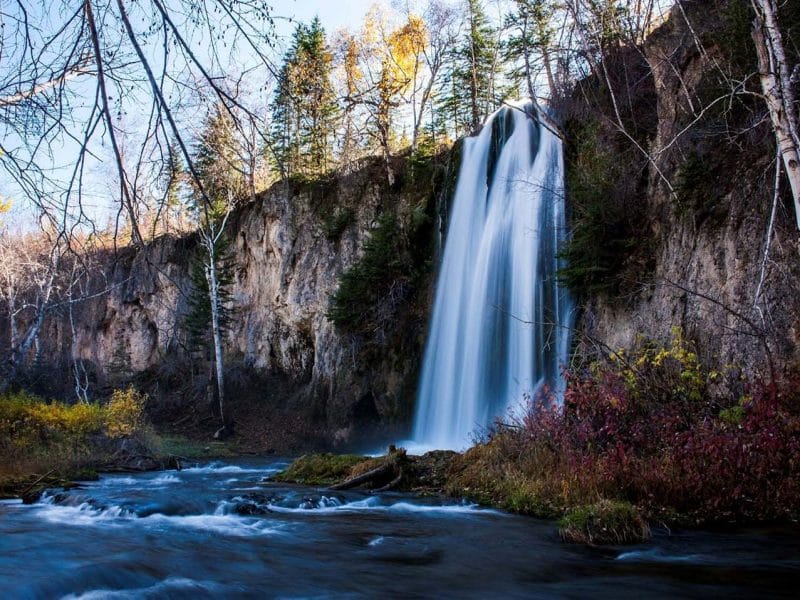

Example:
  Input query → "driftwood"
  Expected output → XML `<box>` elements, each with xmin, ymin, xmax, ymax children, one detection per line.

<box><xmin>371</xmin><ymin>468</ymin><xmax>404</xmax><ymax>493</ymax></box>
<box><xmin>20</xmin><ymin>469</ymin><xmax>57</xmax><ymax>497</ymax></box>
<box><xmin>329</xmin><ymin>447</ymin><xmax>410</xmax><ymax>491</ymax></box>
<box><xmin>330</xmin><ymin>463</ymin><xmax>392</xmax><ymax>490</ymax></box>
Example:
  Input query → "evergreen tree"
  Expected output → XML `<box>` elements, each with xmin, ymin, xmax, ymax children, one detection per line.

<box><xmin>436</xmin><ymin>0</ymin><xmax>502</xmax><ymax>136</ymax></box>
<box><xmin>184</xmin><ymin>235</ymin><xmax>234</xmax><ymax>353</ymax></box>
<box><xmin>503</xmin><ymin>0</ymin><xmax>557</xmax><ymax>100</ymax></box>
<box><xmin>464</xmin><ymin>0</ymin><xmax>500</xmax><ymax>130</ymax></box>
<box><xmin>161</xmin><ymin>139</ymin><xmax>185</xmax><ymax>230</ymax></box>
<box><xmin>270</xmin><ymin>18</ymin><xmax>338</xmax><ymax>177</ymax></box>
<box><xmin>165</xmin><ymin>140</ymin><xmax>184</xmax><ymax>206</ymax></box>
<box><xmin>192</xmin><ymin>104</ymin><xmax>244</xmax><ymax>208</ymax></box>
<box><xmin>271</xmin><ymin>39</ymin><xmax>301</xmax><ymax>176</ymax></box>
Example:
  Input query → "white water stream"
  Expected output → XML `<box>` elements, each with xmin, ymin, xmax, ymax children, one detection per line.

<box><xmin>412</xmin><ymin>102</ymin><xmax>572</xmax><ymax>450</ymax></box>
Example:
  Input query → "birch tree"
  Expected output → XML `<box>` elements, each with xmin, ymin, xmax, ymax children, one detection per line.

<box><xmin>188</xmin><ymin>104</ymin><xmax>244</xmax><ymax>431</ymax></box>
<box><xmin>751</xmin><ymin>0</ymin><xmax>800</xmax><ymax>230</ymax></box>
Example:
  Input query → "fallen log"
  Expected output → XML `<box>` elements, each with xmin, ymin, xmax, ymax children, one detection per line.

<box><xmin>329</xmin><ymin>463</ymin><xmax>392</xmax><ymax>490</ymax></box>
<box><xmin>371</xmin><ymin>468</ymin><xmax>404</xmax><ymax>493</ymax></box>
<box><xmin>19</xmin><ymin>469</ymin><xmax>56</xmax><ymax>497</ymax></box>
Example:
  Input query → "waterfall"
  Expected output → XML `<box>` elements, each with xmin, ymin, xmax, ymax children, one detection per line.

<box><xmin>411</xmin><ymin>101</ymin><xmax>572</xmax><ymax>451</ymax></box>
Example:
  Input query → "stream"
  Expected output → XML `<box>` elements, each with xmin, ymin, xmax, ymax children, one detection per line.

<box><xmin>1</xmin><ymin>459</ymin><xmax>798</xmax><ymax>598</ymax></box>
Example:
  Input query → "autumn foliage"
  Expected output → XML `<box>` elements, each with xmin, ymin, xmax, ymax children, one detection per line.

<box><xmin>0</xmin><ymin>387</ymin><xmax>150</xmax><ymax>476</ymax></box>
<box><xmin>450</xmin><ymin>331</ymin><xmax>800</xmax><ymax>525</ymax></box>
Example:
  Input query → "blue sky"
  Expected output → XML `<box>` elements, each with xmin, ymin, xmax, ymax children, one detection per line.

<box><xmin>279</xmin><ymin>0</ymin><xmax>378</xmax><ymax>34</ymax></box>
<box><xmin>1</xmin><ymin>0</ymin><xmax>384</xmax><ymax>230</ymax></box>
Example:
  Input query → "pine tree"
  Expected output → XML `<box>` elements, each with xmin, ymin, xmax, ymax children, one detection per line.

<box><xmin>503</xmin><ymin>0</ymin><xmax>557</xmax><ymax>100</ymax></box>
<box><xmin>270</xmin><ymin>18</ymin><xmax>338</xmax><ymax>178</ymax></box>
<box><xmin>299</xmin><ymin>18</ymin><xmax>339</xmax><ymax>173</ymax></box>
<box><xmin>184</xmin><ymin>236</ymin><xmax>234</xmax><ymax>354</ymax></box>
<box><xmin>161</xmin><ymin>139</ymin><xmax>185</xmax><ymax>230</ymax></box>
<box><xmin>192</xmin><ymin>104</ymin><xmax>244</xmax><ymax>209</ymax></box>
<box><xmin>464</xmin><ymin>0</ymin><xmax>500</xmax><ymax>130</ymax></box>
<box><xmin>436</xmin><ymin>0</ymin><xmax>501</xmax><ymax>136</ymax></box>
<box><xmin>270</xmin><ymin>39</ymin><xmax>301</xmax><ymax>177</ymax></box>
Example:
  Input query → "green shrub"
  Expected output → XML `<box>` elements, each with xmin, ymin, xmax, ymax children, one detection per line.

<box><xmin>321</xmin><ymin>207</ymin><xmax>355</xmax><ymax>240</ymax></box>
<box><xmin>327</xmin><ymin>206</ymin><xmax>432</xmax><ymax>337</ymax></box>
<box><xmin>558</xmin><ymin>119</ymin><xmax>652</xmax><ymax>299</ymax></box>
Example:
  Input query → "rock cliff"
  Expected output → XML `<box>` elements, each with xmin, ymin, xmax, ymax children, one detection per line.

<box><xmin>35</xmin><ymin>157</ymin><xmax>443</xmax><ymax>448</ymax></box>
<box><xmin>570</xmin><ymin>0</ymin><xmax>800</xmax><ymax>378</ymax></box>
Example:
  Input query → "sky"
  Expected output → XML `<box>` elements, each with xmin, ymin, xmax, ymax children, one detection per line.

<box><xmin>0</xmin><ymin>0</ymin><xmax>384</xmax><ymax>231</ymax></box>
<box><xmin>278</xmin><ymin>0</ymin><xmax>378</xmax><ymax>35</ymax></box>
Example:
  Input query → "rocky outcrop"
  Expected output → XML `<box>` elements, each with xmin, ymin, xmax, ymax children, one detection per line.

<box><xmin>35</xmin><ymin>158</ymin><xmax>439</xmax><ymax>447</ymax></box>
<box><xmin>576</xmin><ymin>1</ymin><xmax>800</xmax><ymax>377</ymax></box>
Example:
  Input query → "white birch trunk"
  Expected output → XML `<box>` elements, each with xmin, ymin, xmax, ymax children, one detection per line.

<box><xmin>752</xmin><ymin>0</ymin><xmax>800</xmax><ymax>229</ymax></box>
<box><xmin>205</xmin><ymin>237</ymin><xmax>226</xmax><ymax>425</ymax></box>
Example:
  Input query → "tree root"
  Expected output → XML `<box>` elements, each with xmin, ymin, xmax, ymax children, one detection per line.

<box><xmin>371</xmin><ymin>468</ymin><xmax>404</xmax><ymax>493</ymax></box>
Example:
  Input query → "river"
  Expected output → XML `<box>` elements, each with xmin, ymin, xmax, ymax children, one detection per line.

<box><xmin>0</xmin><ymin>459</ymin><xmax>797</xmax><ymax>598</ymax></box>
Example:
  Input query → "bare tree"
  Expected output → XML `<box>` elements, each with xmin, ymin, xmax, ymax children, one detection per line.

<box><xmin>0</xmin><ymin>0</ymin><xmax>280</xmax><ymax>244</ymax></box>
<box><xmin>0</xmin><ymin>228</ymin><xmax>64</xmax><ymax>389</ymax></box>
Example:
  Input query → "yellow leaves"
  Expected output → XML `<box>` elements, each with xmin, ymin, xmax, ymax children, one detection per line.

<box><xmin>105</xmin><ymin>387</ymin><xmax>147</xmax><ymax>438</ymax></box>
<box><xmin>0</xmin><ymin>196</ymin><xmax>11</xmax><ymax>226</ymax></box>
<box><xmin>0</xmin><ymin>387</ymin><xmax>147</xmax><ymax>441</ymax></box>
<box><xmin>356</xmin><ymin>7</ymin><xmax>429</xmax><ymax>97</ymax></box>
<box><xmin>362</xmin><ymin>4</ymin><xmax>387</xmax><ymax>46</ymax></box>
<box><xmin>344</xmin><ymin>35</ymin><xmax>363</xmax><ymax>89</ymax></box>
<box><xmin>0</xmin><ymin>392</ymin><xmax>104</xmax><ymax>437</ymax></box>
<box><xmin>387</xmin><ymin>14</ymin><xmax>428</xmax><ymax>91</ymax></box>
<box><xmin>612</xmin><ymin>327</ymin><xmax>707</xmax><ymax>402</ymax></box>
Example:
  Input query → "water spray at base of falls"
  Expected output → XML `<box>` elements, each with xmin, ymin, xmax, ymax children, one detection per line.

<box><xmin>411</xmin><ymin>101</ymin><xmax>573</xmax><ymax>451</ymax></box>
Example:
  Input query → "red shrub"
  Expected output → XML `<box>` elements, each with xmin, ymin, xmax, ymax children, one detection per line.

<box><xmin>514</xmin><ymin>360</ymin><xmax>800</xmax><ymax>524</ymax></box>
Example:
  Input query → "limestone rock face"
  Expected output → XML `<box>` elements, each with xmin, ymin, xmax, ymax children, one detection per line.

<box><xmin>54</xmin><ymin>163</ymin><xmax>432</xmax><ymax>443</ymax></box>
<box><xmin>578</xmin><ymin>3</ymin><xmax>800</xmax><ymax>376</ymax></box>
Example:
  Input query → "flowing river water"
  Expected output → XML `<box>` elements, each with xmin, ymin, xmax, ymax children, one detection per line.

<box><xmin>1</xmin><ymin>459</ymin><xmax>798</xmax><ymax>598</ymax></box>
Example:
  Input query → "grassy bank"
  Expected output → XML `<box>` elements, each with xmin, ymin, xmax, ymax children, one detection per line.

<box><xmin>275</xmin><ymin>330</ymin><xmax>800</xmax><ymax>544</ymax></box>
<box><xmin>0</xmin><ymin>387</ymin><xmax>166</xmax><ymax>500</ymax></box>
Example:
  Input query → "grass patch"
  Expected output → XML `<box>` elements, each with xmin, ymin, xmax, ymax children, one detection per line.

<box><xmin>445</xmin><ymin>436</ymin><xmax>570</xmax><ymax>519</ymax></box>
<box><xmin>559</xmin><ymin>500</ymin><xmax>651</xmax><ymax>545</ymax></box>
<box><xmin>272</xmin><ymin>453</ymin><xmax>369</xmax><ymax>486</ymax></box>
<box><xmin>151</xmin><ymin>434</ymin><xmax>239</xmax><ymax>459</ymax></box>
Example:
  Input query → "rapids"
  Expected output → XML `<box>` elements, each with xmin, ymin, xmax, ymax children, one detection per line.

<box><xmin>1</xmin><ymin>460</ymin><xmax>797</xmax><ymax>598</ymax></box>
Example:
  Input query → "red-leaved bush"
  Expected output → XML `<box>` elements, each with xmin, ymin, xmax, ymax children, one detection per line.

<box><xmin>448</xmin><ymin>331</ymin><xmax>800</xmax><ymax>524</ymax></box>
<box><xmin>513</xmin><ymin>364</ymin><xmax>800</xmax><ymax>524</ymax></box>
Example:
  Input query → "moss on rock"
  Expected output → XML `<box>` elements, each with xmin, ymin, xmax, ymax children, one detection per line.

<box><xmin>271</xmin><ymin>453</ymin><xmax>368</xmax><ymax>486</ymax></box>
<box><xmin>559</xmin><ymin>500</ymin><xmax>651</xmax><ymax>545</ymax></box>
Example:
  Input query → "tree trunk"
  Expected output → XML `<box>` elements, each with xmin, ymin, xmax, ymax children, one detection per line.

<box><xmin>468</xmin><ymin>9</ymin><xmax>481</xmax><ymax>131</ymax></box>
<box><xmin>752</xmin><ymin>0</ymin><xmax>800</xmax><ymax>229</ymax></box>
<box><xmin>205</xmin><ymin>244</ymin><xmax>226</xmax><ymax>425</ymax></box>
<box><xmin>7</xmin><ymin>292</ymin><xmax>17</xmax><ymax>352</ymax></box>
<box><xmin>521</xmin><ymin>15</ymin><xmax>536</xmax><ymax>101</ymax></box>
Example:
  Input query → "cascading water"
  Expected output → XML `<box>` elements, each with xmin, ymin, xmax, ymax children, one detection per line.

<box><xmin>412</xmin><ymin>101</ymin><xmax>573</xmax><ymax>451</ymax></box>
